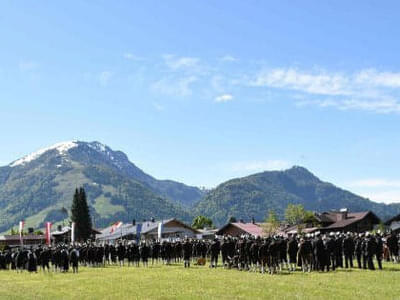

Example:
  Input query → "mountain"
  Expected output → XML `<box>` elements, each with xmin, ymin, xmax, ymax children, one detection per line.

<box><xmin>194</xmin><ymin>166</ymin><xmax>400</xmax><ymax>226</ymax></box>
<box><xmin>2</xmin><ymin>142</ymin><xmax>399</xmax><ymax>233</ymax></box>
<box><xmin>0</xmin><ymin>141</ymin><xmax>204</xmax><ymax>233</ymax></box>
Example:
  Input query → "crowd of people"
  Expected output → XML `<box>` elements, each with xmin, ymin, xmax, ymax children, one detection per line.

<box><xmin>0</xmin><ymin>231</ymin><xmax>399</xmax><ymax>275</ymax></box>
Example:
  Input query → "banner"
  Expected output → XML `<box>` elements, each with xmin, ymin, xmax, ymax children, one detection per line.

<box><xmin>157</xmin><ymin>221</ymin><xmax>163</xmax><ymax>240</ymax></box>
<box><xmin>136</xmin><ymin>223</ymin><xmax>142</xmax><ymax>243</ymax></box>
<box><xmin>45</xmin><ymin>222</ymin><xmax>52</xmax><ymax>246</ymax></box>
<box><xmin>19</xmin><ymin>220</ymin><xmax>25</xmax><ymax>246</ymax></box>
<box><xmin>110</xmin><ymin>221</ymin><xmax>123</xmax><ymax>233</ymax></box>
<box><xmin>71</xmin><ymin>222</ymin><xmax>75</xmax><ymax>243</ymax></box>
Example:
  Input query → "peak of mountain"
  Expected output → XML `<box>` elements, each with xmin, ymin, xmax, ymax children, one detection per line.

<box><xmin>9</xmin><ymin>141</ymin><xmax>78</xmax><ymax>167</ymax></box>
<box><xmin>0</xmin><ymin>141</ymin><xmax>204</xmax><ymax>233</ymax></box>
<box><xmin>195</xmin><ymin>166</ymin><xmax>400</xmax><ymax>226</ymax></box>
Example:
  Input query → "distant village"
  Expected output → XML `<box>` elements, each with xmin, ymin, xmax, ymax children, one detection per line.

<box><xmin>1</xmin><ymin>207</ymin><xmax>400</xmax><ymax>248</ymax></box>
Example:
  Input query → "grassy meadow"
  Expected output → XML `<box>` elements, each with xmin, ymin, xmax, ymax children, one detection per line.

<box><xmin>1</xmin><ymin>262</ymin><xmax>399</xmax><ymax>300</ymax></box>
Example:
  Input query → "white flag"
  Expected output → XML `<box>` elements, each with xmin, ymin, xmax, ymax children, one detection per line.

<box><xmin>71</xmin><ymin>222</ymin><xmax>76</xmax><ymax>243</ymax></box>
<box><xmin>157</xmin><ymin>222</ymin><xmax>163</xmax><ymax>240</ymax></box>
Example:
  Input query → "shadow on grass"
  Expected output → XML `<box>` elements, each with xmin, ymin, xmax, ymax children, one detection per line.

<box><xmin>382</xmin><ymin>266</ymin><xmax>400</xmax><ymax>272</ymax></box>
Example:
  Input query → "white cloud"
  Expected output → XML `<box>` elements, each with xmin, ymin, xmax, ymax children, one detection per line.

<box><xmin>231</xmin><ymin>160</ymin><xmax>291</xmax><ymax>172</ymax></box>
<box><xmin>297</xmin><ymin>97</ymin><xmax>400</xmax><ymax>114</ymax></box>
<box><xmin>152</xmin><ymin>102</ymin><xmax>164</xmax><ymax>111</ymax></box>
<box><xmin>163</xmin><ymin>55</ymin><xmax>200</xmax><ymax>70</ymax></box>
<box><xmin>123</xmin><ymin>53</ymin><xmax>144</xmax><ymax>61</ymax></box>
<box><xmin>348</xmin><ymin>179</ymin><xmax>400</xmax><ymax>188</ymax></box>
<box><xmin>220</xmin><ymin>55</ymin><xmax>237</xmax><ymax>62</ymax></box>
<box><xmin>19</xmin><ymin>61</ymin><xmax>39</xmax><ymax>72</ymax></box>
<box><xmin>252</xmin><ymin>67</ymin><xmax>400</xmax><ymax>114</ymax></box>
<box><xmin>98</xmin><ymin>71</ymin><xmax>113</xmax><ymax>86</ymax></box>
<box><xmin>358</xmin><ymin>190</ymin><xmax>400</xmax><ymax>204</ymax></box>
<box><xmin>151</xmin><ymin>76</ymin><xmax>197</xmax><ymax>97</ymax></box>
<box><xmin>253</xmin><ymin>68</ymin><xmax>350</xmax><ymax>96</ymax></box>
<box><xmin>344</xmin><ymin>178</ymin><xmax>400</xmax><ymax>204</ymax></box>
<box><xmin>355</xmin><ymin>69</ymin><xmax>400</xmax><ymax>88</ymax></box>
<box><xmin>215</xmin><ymin>94</ymin><xmax>233</xmax><ymax>103</ymax></box>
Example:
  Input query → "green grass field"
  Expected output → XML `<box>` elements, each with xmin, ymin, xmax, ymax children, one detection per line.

<box><xmin>1</xmin><ymin>262</ymin><xmax>399</xmax><ymax>300</ymax></box>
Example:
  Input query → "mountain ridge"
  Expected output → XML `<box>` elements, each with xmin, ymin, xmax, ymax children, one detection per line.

<box><xmin>1</xmin><ymin>142</ymin><xmax>400</xmax><ymax>232</ymax></box>
<box><xmin>194</xmin><ymin>166</ymin><xmax>400</xmax><ymax>226</ymax></box>
<box><xmin>0</xmin><ymin>141</ymin><xmax>203</xmax><ymax>232</ymax></box>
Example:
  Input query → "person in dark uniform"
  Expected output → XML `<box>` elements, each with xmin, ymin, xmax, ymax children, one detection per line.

<box><xmin>386</xmin><ymin>231</ymin><xmax>399</xmax><ymax>262</ymax></box>
<box><xmin>117</xmin><ymin>242</ymin><xmax>125</xmax><ymax>266</ymax></box>
<box><xmin>221</xmin><ymin>237</ymin><xmax>229</xmax><ymax>268</ymax></box>
<box><xmin>334</xmin><ymin>233</ymin><xmax>343</xmax><ymax>269</ymax></box>
<box><xmin>298</xmin><ymin>237</ymin><xmax>312</xmax><ymax>273</ymax></box>
<box><xmin>342</xmin><ymin>233</ymin><xmax>354</xmax><ymax>268</ymax></box>
<box><xmin>375</xmin><ymin>232</ymin><xmax>383</xmax><ymax>270</ymax></box>
<box><xmin>250</xmin><ymin>237</ymin><xmax>260</xmax><ymax>272</ymax></box>
<box><xmin>183</xmin><ymin>238</ymin><xmax>192</xmax><ymax>268</ymax></box>
<box><xmin>104</xmin><ymin>243</ymin><xmax>110</xmax><ymax>264</ymax></box>
<box><xmin>268</xmin><ymin>236</ymin><xmax>280</xmax><ymax>274</ymax></box>
<box><xmin>361</xmin><ymin>234</ymin><xmax>368</xmax><ymax>269</ymax></box>
<box><xmin>287</xmin><ymin>234</ymin><xmax>298</xmax><ymax>271</ymax></box>
<box><xmin>237</xmin><ymin>237</ymin><xmax>246</xmax><ymax>270</ymax></box>
<box><xmin>209</xmin><ymin>238</ymin><xmax>220</xmax><ymax>268</ymax></box>
<box><xmin>314</xmin><ymin>232</ymin><xmax>328</xmax><ymax>271</ymax></box>
<box><xmin>27</xmin><ymin>248</ymin><xmax>37</xmax><ymax>273</ymax></box>
<box><xmin>61</xmin><ymin>247</ymin><xmax>69</xmax><ymax>272</ymax></box>
<box><xmin>354</xmin><ymin>234</ymin><xmax>363</xmax><ymax>269</ymax></box>
<box><xmin>278</xmin><ymin>236</ymin><xmax>288</xmax><ymax>271</ymax></box>
<box><xmin>0</xmin><ymin>251</ymin><xmax>6</xmax><ymax>270</ymax></box>
<box><xmin>70</xmin><ymin>246</ymin><xmax>80</xmax><ymax>273</ymax></box>
<box><xmin>325</xmin><ymin>233</ymin><xmax>336</xmax><ymax>271</ymax></box>
<box><xmin>151</xmin><ymin>240</ymin><xmax>160</xmax><ymax>265</ymax></box>
<box><xmin>110</xmin><ymin>244</ymin><xmax>117</xmax><ymax>265</ymax></box>
<box><xmin>365</xmin><ymin>232</ymin><xmax>377</xmax><ymax>270</ymax></box>
<box><xmin>40</xmin><ymin>247</ymin><xmax>51</xmax><ymax>272</ymax></box>
<box><xmin>140</xmin><ymin>242</ymin><xmax>150</xmax><ymax>267</ymax></box>
<box><xmin>258</xmin><ymin>238</ymin><xmax>269</xmax><ymax>273</ymax></box>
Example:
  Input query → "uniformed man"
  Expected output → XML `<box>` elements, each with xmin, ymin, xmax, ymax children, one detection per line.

<box><xmin>183</xmin><ymin>238</ymin><xmax>192</xmax><ymax>268</ymax></box>
<box><xmin>287</xmin><ymin>234</ymin><xmax>298</xmax><ymax>271</ymax></box>
<box><xmin>70</xmin><ymin>245</ymin><xmax>80</xmax><ymax>273</ymax></box>
<box><xmin>342</xmin><ymin>232</ymin><xmax>354</xmax><ymax>268</ymax></box>
<box><xmin>209</xmin><ymin>238</ymin><xmax>220</xmax><ymax>268</ymax></box>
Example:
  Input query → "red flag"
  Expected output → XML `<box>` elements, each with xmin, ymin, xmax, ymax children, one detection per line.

<box><xmin>45</xmin><ymin>222</ymin><xmax>52</xmax><ymax>246</ymax></box>
<box><xmin>110</xmin><ymin>221</ymin><xmax>122</xmax><ymax>233</ymax></box>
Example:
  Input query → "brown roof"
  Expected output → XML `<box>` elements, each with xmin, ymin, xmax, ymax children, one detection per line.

<box><xmin>324</xmin><ymin>211</ymin><xmax>380</xmax><ymax>229</ymax></box>
<box><xmin>217</xmin><ymin>222</ymin><xmax>265</xmax><ymax>236</ymax></box>
<box><xmin>316</xmin><ymin>212</ymin><xmax>337</xmax><ymax>223</ymax></box>
<box><xmin>0</xmin><ymin>234</ymin><xmax>46</xmax><ymax>241</ymax></box>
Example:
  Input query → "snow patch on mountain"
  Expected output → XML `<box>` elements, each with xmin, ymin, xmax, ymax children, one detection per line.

<box><xmin>87</xmin><ymin>141</ymin><xmax>120</xmax><ymax>165</ymax></box>
<box><xmin>87</xmin><ymin>141</ymin><xmax>107</xmax><ymax>153</ymax></box>
<box><xmin>10</xmin><ymin>141</ymin><xmax>78</xmax><ymax>167</ymax></box>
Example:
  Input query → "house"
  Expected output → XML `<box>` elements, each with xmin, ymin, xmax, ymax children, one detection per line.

<box><xmin>197</xmin><ymin>228</ymin><xmax>218</xmax><ymax>240</ymax></box>
<box><xmin>385</xmin><ymin>214</ymin><xmax>400</xmax><ymax>234</ymax></box>
<box><xmin>0</xmin><ymin>234</ymin><xmax>47</xmax><ymax>247</ymax></box>
<box><xmin>216</xmin><ymin>222</ymin><xmax>265</xmax><ymax>237</ymax></box>
<box><xmin>284</xmin><ymin>225</ymin><xmax>319</xmax><ymax>235</ymax></box>
<box><xmin>52</xmin><ymin>225</ymin><xmax>101</xmax><ymax>243</ymax></box>
<box><xmin>96</xmin><ymin>218</ymin><xmax>199</xmax><ymax>242</ymax></box>
<box><xmin>316</xmin><ymin>209</ymin><xmax>381</xmax><ymax>233</ymax></box>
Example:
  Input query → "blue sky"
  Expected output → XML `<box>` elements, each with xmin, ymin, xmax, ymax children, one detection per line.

<box><xmin>1</xmin><ymin>1</ymin><xmax>400</xmax><ymax>203</ymax></box>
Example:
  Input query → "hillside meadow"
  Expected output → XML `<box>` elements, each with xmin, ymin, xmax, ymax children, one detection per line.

<box><xmin>1</xmin><ymin>262</ymin><xmax>399</xmax><ymax>299</ymax></box>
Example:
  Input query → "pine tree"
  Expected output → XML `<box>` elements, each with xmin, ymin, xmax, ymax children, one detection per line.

<box><xmin>70</xmin><ymin>187</ymin><xmax>92</xmax><ymax>241</ymax></box>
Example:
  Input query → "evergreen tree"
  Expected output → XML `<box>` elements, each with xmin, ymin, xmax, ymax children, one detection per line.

<box><xmin>70</xmin><ymin>187</ymin><xmax>92</xmax><ymax>241</ymax></box>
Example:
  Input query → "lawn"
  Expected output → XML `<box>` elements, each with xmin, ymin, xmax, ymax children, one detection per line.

<box><xmin>1</xmin><ymin>262</ymin><xmax>399</xmax><ymax>300</ymax></box>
